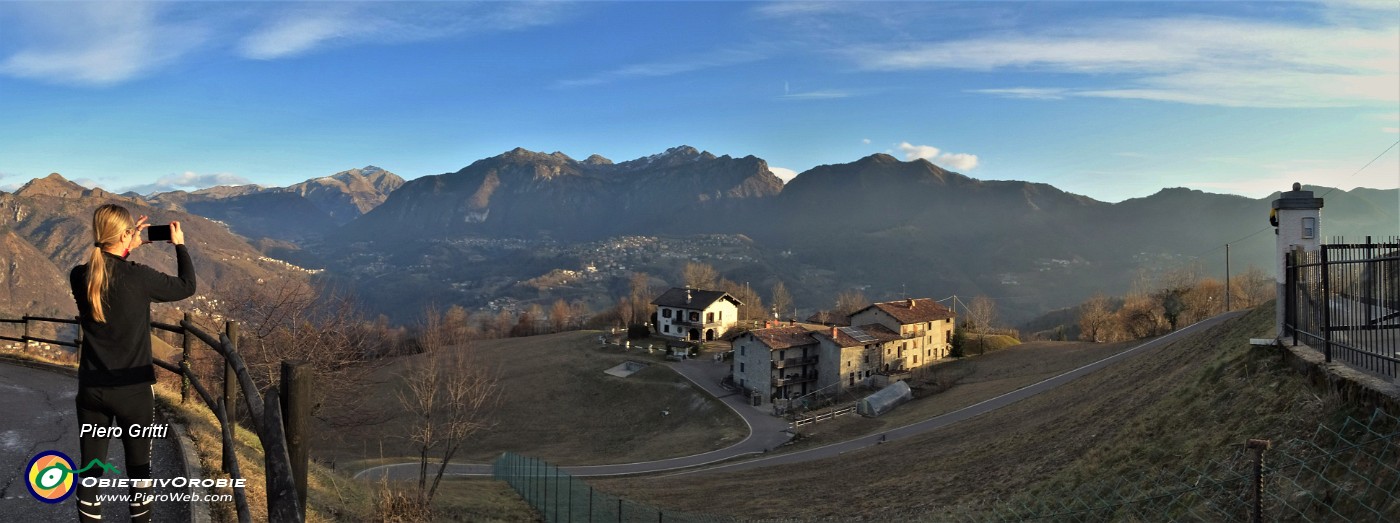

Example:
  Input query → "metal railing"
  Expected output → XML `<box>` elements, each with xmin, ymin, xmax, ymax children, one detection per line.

<box><xmin>1285</xmin><ymin>237</ymin><xmax>1400</xmax><ymax>378</ymax></box>
<box><xmin>0</xmin><ymin>314</ymin><xmax>308</xmax><ymax>523</ymax></box>
<box><xmin>771</xmin><ymin>356</ymin><xmax>818</xmax><ymax>369</ymax></box>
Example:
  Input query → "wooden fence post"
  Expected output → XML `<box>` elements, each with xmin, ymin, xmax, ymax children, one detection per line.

<box><xmin>223</xmin><ymin>321</ymin><xmax>240</xmax><ymax>473</ymax></box>
<box><xmin>181</xmin><ymin>313</ymin><xmax>192</xmax><ymax>404</ymax></box>
<box><xmin>263</xmin><ymin>387</ymin><xmax>303</xmax><ymax>522</ymax></box>
<box><xmin>280</xmin><ymin>361</ymin><xmax>310</xmax><ymax>522</ymax></box>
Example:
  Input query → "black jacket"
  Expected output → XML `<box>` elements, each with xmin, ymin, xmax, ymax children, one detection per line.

<box><xmin>69</xmin><ymin>245</ymin><xmax>196</xmax><ymax>387</ymax></box>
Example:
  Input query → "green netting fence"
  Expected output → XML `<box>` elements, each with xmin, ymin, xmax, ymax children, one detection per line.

<box><xmin>492</xmin><ymin>453</ymin><xmax>742</xmax><ymax>523</ymax></box>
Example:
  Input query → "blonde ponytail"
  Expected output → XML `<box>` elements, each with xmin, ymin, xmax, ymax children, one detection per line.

<box><xmin>87</xmin><ymin>204</ymin><xmax>134</xmax><ymax>323</ymax></box>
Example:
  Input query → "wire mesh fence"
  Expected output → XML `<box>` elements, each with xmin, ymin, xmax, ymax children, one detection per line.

<box><xmin>492</xmin><ymin>453</ymin><xmax>743</xmax><ymax>523</ymax></box>
<box><xmin>495</xmin><ymin>408</ymin><xmax>1396</xmax><ymax>522</ymax></box>
<box><xmin>945</xmin><ymin>408</ymin><xmax>1400</xmax><ymax>522</ymax></box>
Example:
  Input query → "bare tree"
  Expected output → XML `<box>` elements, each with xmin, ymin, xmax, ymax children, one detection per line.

<box><xmin>966</xmin><ymin>296</ymin><xmax>998</xmax><ymax>333</ymax></box>
<box><xmin>770</xmin><ymin>281</ymin><xmax>793</xmax><ymax>321</ymax></box>
<box><xmin>205</xmin><ymin>276</ymin><xmax>386</xmax><ymax>426</ymax></box>
<box><xmin>1231</xmin><ymin>265</ymin><xmax>1273</xmax><ymax>309</ymax></box>
<box><xmin>720</xmin><ymin>279</ymin><xmax>766</xmax><ymax>321</ymax></box>
<box><xmin>625</xmin><ymin>272</ymin><xmax>655</xmax><ymax>325</ymax></box>
<box><xmin>832</xmin><ymin>289</ymin><xmax>869</xmax><ymax>319</ymax></box>
<box><xmin>399</xmin><ymin>305</ymin><xmax>499</xmax><ymax>507</ymax></box>
<box><xmin>1078</xmin><ymin>294</ymin><xmax>1114</xmax><ymax>342</ymax></box>
<box><xmin>681</xmin><ymin>262</ymin><xmax>720</xmax><ymax>290</ymax></box>
<box><xmin>549</xmin><ymin>298</ymin><xmax>570</xmax><ymax>333</ymax></box>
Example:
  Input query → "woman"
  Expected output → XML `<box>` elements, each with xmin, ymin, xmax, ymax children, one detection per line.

<box><xmin>69</xmin><ymin>204</ymin><xmax>195</xmax><ymax>523</ymax></box>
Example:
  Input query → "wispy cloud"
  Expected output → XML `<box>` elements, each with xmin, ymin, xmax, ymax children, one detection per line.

<box><xmin>856</xmin><ymin>14</ymin><xmax>1399</xmax><ymax>109</ymax></box>
<box><xmin>780</xmin><ymin>89</ymin><xmax>856</xmax><ymax>100</ymax></box>
<box><xmin>0</xmin><ymin>2</ymin><xmax>578</xmax><ymax>84</ymax></box>
<box><xmin>0</xmin><ymin>3</ymin><xmax>207</xmax><ymax>86</ymax></box>
<box><xmin>897</xmin><ymin>142</ymin><xmax>979</xmax><ymax>171</ymax></box>
<box><xmin>123</xmin><ymin>171</ymin><xmax>253</xmax><ymax>195</ymax></box>
<box><xmin>558</xmin><ymin>48</ymin><xmax>767</xmax><ymax>88</ymax></box>
<box><xmin>238</xmin><ymin>2</ymin><xmax>577</xmax><ymax>60</ymax></box>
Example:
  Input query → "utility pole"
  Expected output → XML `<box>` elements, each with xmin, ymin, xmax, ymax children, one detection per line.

<box><xmin>1225</xmin><ymin>243</ymin><xmax>1232</xmax><ymax>312</ymax></box>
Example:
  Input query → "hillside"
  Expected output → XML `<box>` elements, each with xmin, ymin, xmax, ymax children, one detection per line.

<box><xmin>0</xmin><ymin>174</ymin><xmax>314</xmax><ymax>318</ymax></box>
<box><xmin>595</xmin><ymin>305</ymin><xmax>1388</xmax><ymax>520</ymax></box>
<box><xmin>315</xmin><ymin>330</ymin><xmax>747</xmax><ymax>468</ymax></box>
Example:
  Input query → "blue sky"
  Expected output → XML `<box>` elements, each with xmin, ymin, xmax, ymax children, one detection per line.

<box><xmin>1</xmin><ymin>1</ymin><xmax>1396</xmax><ymax>202</ymax></box>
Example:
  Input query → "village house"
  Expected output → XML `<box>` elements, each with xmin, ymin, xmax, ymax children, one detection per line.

<box><xmin>731</xmin><ymin>325</ymin><xmax>821</xmax><ymax>405</ymax></box>
<box><xmin>732</xmin><ymin>298</ymin><xmax>958</xmax><ymax>406</ymax></box>
<box><xmin>814</xmin><ymin>323</ymin><xmax>904</xmax><ymax>394</ymax></box>
<box><xmin>651</xmin><ymin>287</ymin><xmax>741</xmax><ymax>341</ymax></box>
<box><xmin>848</xmin><ymin>298</ymin><xmax>956</xmax><ymax>378</ymax></box>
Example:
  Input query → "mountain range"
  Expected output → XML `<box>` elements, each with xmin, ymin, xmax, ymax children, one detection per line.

<box><xmin>4</xmin><ymin>147</ymin><xmax>1395</xmax><ymax>325</ymax></box>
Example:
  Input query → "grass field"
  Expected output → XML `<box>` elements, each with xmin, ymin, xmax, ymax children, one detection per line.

<box><xmin>315</xmin><ymin>330</ymin><xmax>746</xmax><ymax>470</ymax></box>
<box><xmin>596</xmin><ymin>304</ymin><xmax>1363</xmax><ymax>520</ymax></box>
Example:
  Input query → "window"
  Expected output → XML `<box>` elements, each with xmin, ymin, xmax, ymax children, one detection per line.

<box><xmin>662</xmin><ymin>308</ymin><xmax>672</xmax><ymax>318</ymax></box>
<box><xmin>1302</xmin><ymin>217</ymin><xmax>1316</xmax><ymax>239</ymax></box>
<box><xmin>779</xmin><ymin>350</ymin><xmax>785</xmax><ymax>360</ymax></box>
<box><xmin>864</xmin><ymin>355</ymin><xmax>869</xmax><ymax>364</ymax></box>
<box><xmin>707</xmin><ymin>312</ymin><xmax>715</xmax><ymax>323</ymax></box>
<box><xmin>739</xmin><ymin>362</ymin><xmax>745</xmax><ymax>373</ymax></box>
<box><xmin>663</xmin><ymin>325</ymin><xmax>670</xmax><ymax>333</ymax></box>
<box><xmin>740</xmin><ymin>345</ymin><xmax>746</xmax><ymax>356</ymax></box>
<box><xmin>689</xmin><ymin>311</ymin><xmax>700</xmax><ymax>322</ymax></box>
<box><xmin>946</xmin><ymin>331</ymin><xmax>952</xmax><ymax>343</ymax></box>
<box><xmin>914</xmin><ymin>356</ymin><xmax>919</xmax><ymax>364</ymax></box>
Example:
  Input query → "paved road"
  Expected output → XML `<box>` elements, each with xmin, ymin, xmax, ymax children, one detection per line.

<box><xmin>357</xmin><ymin>311</ymin><xmax>1245</xmax><ymax>480</ymax></box>
<box><xmin>0</xmin><ymin>363</ymin><xmax>192</xmax><ymax>523</ymax></box>
<box><xmin>355</xmin><ymin>357</ymin><xmax>794</xmax><ymax>480</ymax></box>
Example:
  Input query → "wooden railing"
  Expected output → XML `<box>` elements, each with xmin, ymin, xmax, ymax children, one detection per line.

<box><xmin>0</xmin><ymin>314</ymin><xmax>308</xmax><ymax>523</ymax></box>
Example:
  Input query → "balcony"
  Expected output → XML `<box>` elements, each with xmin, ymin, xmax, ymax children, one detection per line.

<box><xmin>773</xmin><ymin>374</ymin><xmax>817</xmax><ymax>387</ymax></box>
<box><xmin>772</xmin><ymin>356</ymin><xmax>819</xmax><ymax>369</ymax></box>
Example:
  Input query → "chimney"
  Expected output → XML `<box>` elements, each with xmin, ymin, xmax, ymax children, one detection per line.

<box><xmin>907</xmin><ymin>298</ymin><xmax>915</xmax><ymax>308</ymax></box>
<box><xmin>686</xmin><ymin>289</ymin><xmax>692</xmax><ymax>304</ymax></box>
<box><xmin>831</xmin><ymin>326</ymin><xmax>838</xmax><ymax>339</ymax></box>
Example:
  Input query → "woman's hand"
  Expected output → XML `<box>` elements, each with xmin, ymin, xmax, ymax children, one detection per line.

<box><xmin>128</xmin><ymin>215</ymin><xmax>151</xmax><ymax>253</ymax></box>
<box><xmin>170</xmin><ymin>221</ymin><xmax>185</xmax><ymax>246</ymax></box>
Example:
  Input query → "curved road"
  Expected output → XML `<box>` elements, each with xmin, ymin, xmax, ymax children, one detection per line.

<box><xmin>357</xmin><ymin>311</ymin><xmax>1245</xmax><ymax>480</ymax></box>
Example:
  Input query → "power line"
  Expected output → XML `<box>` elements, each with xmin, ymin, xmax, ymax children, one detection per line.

<box><xmin>1191</xmin><ymin>138</ymin><xmax>1400</xmax><ymax>261</ymax></box>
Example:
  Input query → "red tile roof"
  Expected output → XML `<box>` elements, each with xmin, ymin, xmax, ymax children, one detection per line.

<box><xmin>858</xmin><ymin>298</ymin><xmax>955</xmax><ymax>324</ymax></box>
<box><xmin>739</xmin><ymin>326</ymin><xmax>818</xmax><ymax>350</ymax></box>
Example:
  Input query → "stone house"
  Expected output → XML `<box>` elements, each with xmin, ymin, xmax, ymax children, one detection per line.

<box><xmin>848</xmin><ymin>298</ymin><xmax>956</xmax><ymax>377</ymax></box>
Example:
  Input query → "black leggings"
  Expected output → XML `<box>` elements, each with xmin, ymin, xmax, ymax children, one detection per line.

<box><xmin>75</xmin><ymin>383</ymin><xmax>155</xmax><ymax>523</ymax></box>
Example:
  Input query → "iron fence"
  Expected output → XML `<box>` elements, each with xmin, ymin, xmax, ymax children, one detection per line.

<box><xmin>1285</xmin><ymin>237</ymin><xmax>1400</xmax><ymax>379</ymax></box>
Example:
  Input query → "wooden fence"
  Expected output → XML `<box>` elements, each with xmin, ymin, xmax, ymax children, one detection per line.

<box><xmin>0</xmin><ymin>314</ymin><xmax>308</xmax><ymax>523</ymax></box>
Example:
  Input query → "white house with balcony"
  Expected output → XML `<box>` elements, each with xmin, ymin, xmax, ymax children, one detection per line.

<box><xmin>651</xmin><ymin>287</ymin><xmax>741</xmax><ymax>341</ymax></box>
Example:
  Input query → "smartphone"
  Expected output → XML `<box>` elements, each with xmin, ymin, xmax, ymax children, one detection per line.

<box><xmin>146</xmin><ymin>224</ymin><xmax>172</xmax><ymax>242</ymax></box>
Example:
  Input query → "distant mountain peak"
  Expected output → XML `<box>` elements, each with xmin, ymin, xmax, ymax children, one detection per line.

<box><xmin>15</xmin><ymin>172</ymin><xmax>89</xmax><ymax>199</ymax></box>
<box><xmin>584</xmin><ymin>154</ymin><xmax>613</xmax><ymax>166</ymax></box>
